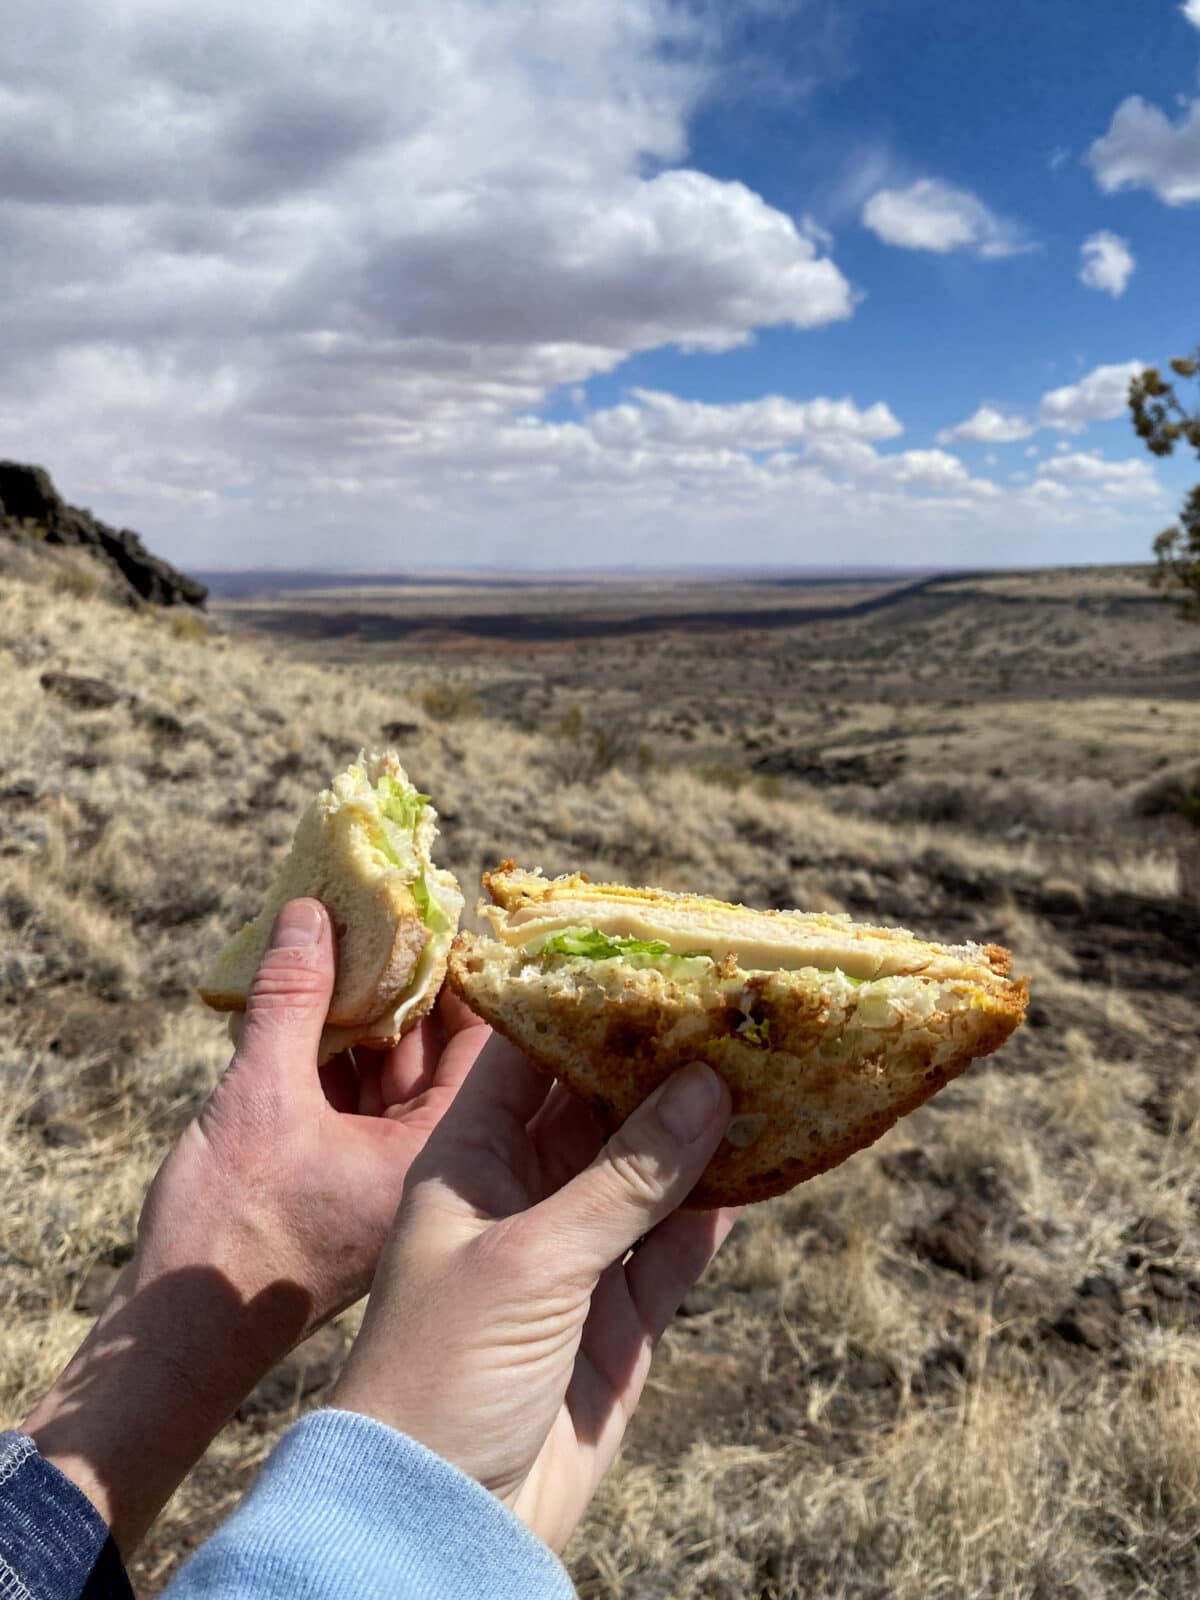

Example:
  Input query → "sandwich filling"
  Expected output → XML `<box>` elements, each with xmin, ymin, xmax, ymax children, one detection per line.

<box><xmin>332</xmin><ymin>758</ymin><xmax>463</xmax><ymax>1018</ymax></box>
<box><xmin>493</xmin><ymin>902</ymin><xmax>993</xmax><ymax>983</ymax></box>
<box><xmin>334</xmin><ymin>763</ymin><xmax>460</xmax><ymax>939</ymax></box>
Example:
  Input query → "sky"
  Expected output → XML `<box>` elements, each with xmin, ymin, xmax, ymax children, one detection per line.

<box><xmin>1</xmin><ymin>0</ymin><xmax>1199</xmax><ymax>572</ymax></box>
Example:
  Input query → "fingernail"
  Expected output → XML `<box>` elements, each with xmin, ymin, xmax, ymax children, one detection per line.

<box><xmin>656</xmin><ymin>1062</ymin><xmax>722</xmax><ymax>1143</ymax></box>
<box><xmin>270</xmin><ymin>900</ymin><xmax>325</xmax><ymax>948</ymax></box>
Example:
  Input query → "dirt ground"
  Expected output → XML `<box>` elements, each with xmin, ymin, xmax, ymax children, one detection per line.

<box><xmin>2</xmin><ymin>552</ymin><xmax>1199</xmax><ymax>1596</ymax></box>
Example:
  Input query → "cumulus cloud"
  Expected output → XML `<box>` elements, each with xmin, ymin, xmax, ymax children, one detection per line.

<box><xmin>860</xmin><ymin>178</ymin><xmax>1032</xmax><ymax>258</ymax></box>
<box><xmin>1087</xmin><ymin>95</ymin><xmax>1200</xmax><ymax>206</ymax></box>
<box><xmin>936</xmin><ymin>406</ymin><xmax>1035</xmax><ymax>445</ymax></box>
<box><xmin>0</xmin><ymin>0</ymin><xmax>858</xmax><ymax>537</ymax></box>
<box><xmin>1079</xmin><ymin>231</ymin><xmax>1136</xmax><ymax>296</ymax></box>
<box><xmin>1184</xmin><ymin>0</ymin><xmax>1200</xmax><ymax>27</ymax></box>
<box><xmin>0</xmin><ymin>0</ymin><xmax>1168</xmax><ymax>568</ymax></box>
<box><xmin>589</xmin><ymin>389</ymin><xmax>902</xmax><ymax>451</ymax></box>
<box><xmin>1036</xmin><ymin>361</ymin><xmax>1144</xmax><ymax>432</ymax></box>
<box><xmin>1035</xmin><ymin>451</ymin><xmax>1159</xmax><ymax>497</ymax></box>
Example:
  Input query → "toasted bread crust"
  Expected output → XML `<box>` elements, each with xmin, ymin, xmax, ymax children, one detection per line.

<box><xmin>449</xmin><ymin>910</ymin><xmax>1028</xmax><ymax>1207</ymax></box>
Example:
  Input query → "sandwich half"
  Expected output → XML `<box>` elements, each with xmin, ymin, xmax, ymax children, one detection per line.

<box><xmin>200</xmin><ymin>751</ymin><xmax>463</xmax><ymax>1062</ymax></box>
<box><xmin>448</xmin><ymin>863</ymin><xmax>1028</xmax><ymax>1206</ymax></box>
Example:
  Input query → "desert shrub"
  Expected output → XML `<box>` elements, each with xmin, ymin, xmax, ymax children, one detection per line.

<box><xmin>51</xmin><ymin>564</ymin><xmax>100</xmax><ymax>601</ymax></box>
<box><xmin>418</xmin><ymin>679</ymin><xmax>482</xmax><ymax>721</ymax></box>
<box><xmin>166</xmin><ymin>610</ymin><xmax>209</xmax><ymax>645</ymax></box>
<box><xmin>1127</xmin><ymin>759</ymin><xmax>1200</xmax><ymax>826</ymax></box>
<box><xmin>545</xmin><ymin>703</ymin><xmax>639</xmax><ymax>785</ymax></box>
<box><xmin>695</xmin><ymin>760</ymin><xmax>751</xmax><ymax>791</ymax></box>
<box><xmin>853</xmin><ymin>773</ymin><xmax>1119</xmax><ymax>837</ymax></box>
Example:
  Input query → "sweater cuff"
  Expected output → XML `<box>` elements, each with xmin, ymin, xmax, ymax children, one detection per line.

<box><xmin>167</xmin><ymin>1408</ymin><xmax>575</xmax><ymax>1600</ymax></box>
<box><xmin>0</xmin><ymin>1431</ymin><xmax>132</xmax><ymax>1600</ymax></box>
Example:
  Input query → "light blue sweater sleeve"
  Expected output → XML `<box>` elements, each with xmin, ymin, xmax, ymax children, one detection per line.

<box><xmin>163</xmin><ymin>1409</ymin><xmax>576</xmax><ymax>1600</ymax></box>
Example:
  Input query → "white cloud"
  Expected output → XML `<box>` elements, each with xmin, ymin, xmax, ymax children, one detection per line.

<box><xmin>1036</xmin><ymin>451</ymin><xmax>1159</xmax><ymax>497</ymax></box>
<box><xmin>1087</xmin><ymin>95</ymin><xmax>1200</xmax><ymax>205</ymax></box>
<box><xmin>0</xmin><ymin>0</ymin><xmax>857</xmax><ymax>544</ymax></box>
<box><xmin>860</xmin><ymin>178</ymin><xmax>1032</xmax><ymax>258</ymax></box>
<box><xmin>591</xmin><ymin>389</ymin><xmax>902</xmax><ymax>451</ymax></box>
<box><xmin>1037</xmin><ymin>360</ymin><xmax>1143</xmax><ymax>432</ymax></box>
<box><xmin>1079</xmin><ymin>230</ymin><xmax>1135</xmax><ymax>296</ymax></box>
<box><xmin>1048</xmin><ymin>145</ymin><xmax>1071</xmax><ymax>172</ymax></box>
<box><xmin>0</xmin><ymin>1</ymin><xmax>1172</xmax><ymax>569</ymax></box>
<box><xmin>937</xmin><ymin>405</ymin><xmax>1035</xmax><ymax>445</ymax></box>
<box><xmin>1184</xmin><ymin>0</ymin><xmax>1200</xmax><ymax>28</ymax></box>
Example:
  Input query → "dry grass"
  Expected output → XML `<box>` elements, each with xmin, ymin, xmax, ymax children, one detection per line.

<box><xmin>2</xmin><ymin>559</ymin><xmax>1199</xmax><ymax>1595</ymax></box>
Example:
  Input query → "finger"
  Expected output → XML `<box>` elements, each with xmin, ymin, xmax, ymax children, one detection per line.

<box><xmin>526</xmin><ymin>1063</ymin><xmax>730</xmax><ymax>1285</ymax></box>
<box><xmin>233</xmin><ymin>900</ymin><xmax>334</xmax><ymax>1099</ymax></box>
<box><xmin>377</xmin><ymin>1015</ymin><xmax>445</xmax><ymax>1104</ymax></box>
<box><xmin>437</xmin><ymin>986</ymin><xmax>486</xmax><ymax>1038</ymax></box>
<box><xmin>405</xmin><ymin>1036</ymin><xmax>554</xmax><ymax>1219</ymax></box>
<box><xmin>434</xmin><ymin>1033</ymin><xmax>552</xmax><ymax>1140</ymax></box>
<box><xmin>319</xmin><ymin>1049</ymin><xmax>360</xmax><ymax>1115</ymax></box>
<box><xmin>528</xmin><ymin>1083</ymin><xmax>605</xmax><ymax>1196</ymax></box>
<box><xmin>355</xmin><ymin>1050</ymin><xmax>385</xmax><ymax>1117</ymax></box>
<box><xmin>625</xmin><ymin>1206</ymin><xmax>740</xmax><ymax>1342</ymax></box>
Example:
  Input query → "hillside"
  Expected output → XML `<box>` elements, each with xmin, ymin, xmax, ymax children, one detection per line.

<box><xmin>2</xmin><ymin>561</ymin><xmax>1200</xmax><ymax>1596</ymax></box>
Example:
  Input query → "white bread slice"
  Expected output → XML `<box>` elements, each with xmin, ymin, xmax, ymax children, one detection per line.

<box><xmin>200</xmin><ymin>751</ymin><xmax>463</xmax><ymax>1034</ymax></box>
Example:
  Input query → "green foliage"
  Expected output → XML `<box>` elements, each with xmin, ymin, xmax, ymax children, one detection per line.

<box><xmin>418</xmin><ymin>679</ymin><xmax>482</xmax><ymax>721</ymax></box>
<box><xmin>547</xmin><ymin>702</ymin><xmax>637</xmax><ymax>783</ymax></box>
<box><xmin>1130</xmin><ymin>349</ymin><xmax>1200</xmax><ymax>621</ymax></box>
<box><xmin>540</xmin><ymin>927</ymin><xmax>673</xmax><ymax>961</ymax></box>
<box><xmin>167</xmin><ymin>611</ymin><xmax>209</xmax><ymax>644</ymax></box>
<box><xmin>1150</xmin><ymin>485</ymin><xmax>1200</xmax><ymax>623</ymax></box>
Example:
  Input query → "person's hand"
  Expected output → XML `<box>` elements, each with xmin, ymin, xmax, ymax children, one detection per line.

<box><xmin>25</xmin><ymin>898</ymin><xmax>488</xmax><ymax>1553</ymax></box>
<box><xmin>332</xmin><ymin>1034</ymin><xmax>738</xmax><ymax>1553</ymax></box>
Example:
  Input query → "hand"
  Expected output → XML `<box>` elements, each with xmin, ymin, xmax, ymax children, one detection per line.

<box><xmin>24</xmin><ymin>899</ymin><xmax>488</xmax><ymax>1553</ymax></box>
<box><xmin>332</xmin><ymin>1035</ymin><xmax>737</xmax><ymax>1553</ymax></box>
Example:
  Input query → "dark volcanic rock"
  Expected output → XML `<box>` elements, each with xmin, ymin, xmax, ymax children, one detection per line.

<box><xmin>75</xmin><ymin>1262</ymin><xmax>122</xmax><ymax>1316</ymax></box>
<box><xmin>0</xmin><ymin>460</ymin><xmax>206</xmax><ymax>609</ymax></box>
<box><xmin>752</xmin><ymin>745</ymin><xmax>906</xmax><ymax>787</ymax></box>
<box><xmin>1053</xmin><ymin>1289</ymin><xmax>1126</xmax><ymax>1352</ymax></box>
<box><xmin>914</xmin><ymin>1193</ymin><xmax>994</xmax><ymax>1280</ymax></box>
<box><xmin>39</xmin><ymin>671</ymin><xmax>120</xmax><ymax>710</ymax></box>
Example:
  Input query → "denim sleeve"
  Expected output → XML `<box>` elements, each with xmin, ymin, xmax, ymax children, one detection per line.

<box><xmin>163</xmin><ymin>1408</ymin><xmax>576</xmax><ymax>1600</ymax></box>
<box><xmin>0</xmin><ymin>1432</ymin><xmax>132</xmax><ymax>1600</ymax></box>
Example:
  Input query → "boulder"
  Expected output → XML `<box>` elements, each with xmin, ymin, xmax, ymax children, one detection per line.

<box><xmin>38</xmin><ymin>671</ymin><xmax>121</xmax><ymax>710</ymax></box>
<box><xmin>914</xmin><ymin>1193</ymin><xmax>994</xmax><ymax>1281</ymax></box>
<box><xmin>0</xmin><ymin>460</ymin><xmax>207</xmax><ymax>609</ymax></box>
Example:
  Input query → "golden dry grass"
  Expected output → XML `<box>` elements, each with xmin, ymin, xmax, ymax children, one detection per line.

<box><xmin>2</xmin><ymin>558</ymin><xmax>1199</xmax><ymax>1595</ymax></box>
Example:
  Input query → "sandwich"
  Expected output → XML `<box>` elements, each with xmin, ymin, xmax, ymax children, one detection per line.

<box><xmin>448</xmin><ymin>863</ymin><xmax>1028</xmax><ymax>1206</ymax></box>
<box><xmin>200</xmin><ymin>751</ymin><xmax>463</xmax><ymax>1062</ymax></box>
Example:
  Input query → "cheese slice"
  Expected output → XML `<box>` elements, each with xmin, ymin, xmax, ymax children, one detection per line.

<box><xmin>490</xmin><ymin>896</ymin><xmax>991</xmax><ymax>982</ymax></box>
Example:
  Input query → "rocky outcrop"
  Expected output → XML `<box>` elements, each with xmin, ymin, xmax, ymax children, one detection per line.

<box><xmin>0</xmin><ymin>460</ymin><xmax>207</xmax><ymax>608</ymax></box>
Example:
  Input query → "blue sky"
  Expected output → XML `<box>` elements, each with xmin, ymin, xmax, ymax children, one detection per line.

<box><xmin>1</xmin><ymin>0</ymin><xmax>1198</xmax><ymax>569</ymax></box>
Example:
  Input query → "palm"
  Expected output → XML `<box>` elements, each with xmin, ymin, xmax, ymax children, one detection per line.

<box><xmin>411</xmin><ymin>1042</ymin><xmax>733</xmax><ymax>1551</ymax></box>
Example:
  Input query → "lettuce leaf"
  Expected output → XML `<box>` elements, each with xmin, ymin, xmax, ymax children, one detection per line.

<box><xmin>412</xmin><ymin>870</ymin><xmax>451</xmax><ymax>934</ymax></box>
<box><xmin>377</xmin><ymin>774</ymin><xmax>429</xmax><ymax>831</ymax></box>
<box><xmin>538</xmin><ymin>927</ymin><xmax>712</xmax><ymax>965</ymax></box>
<box><xmin>540</xmin><ymin>929</ymin><xmax>671</xmax><ymax>960</ymax></box>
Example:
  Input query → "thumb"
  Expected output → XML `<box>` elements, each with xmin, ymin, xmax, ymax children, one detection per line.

<box><xmin>532</xmin><ymin>1063</ymin><xmax>730</xmax><ymax>1283</ymax></box>
<box><xmin>235</xmin><ymin>899</ymin><xmax>335</xmax><ymax>1078</ymax></box>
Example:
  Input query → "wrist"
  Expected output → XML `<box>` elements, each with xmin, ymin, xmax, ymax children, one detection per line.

<box><xmin>24</xmin><ymin>1202</ymin><xmax>313</xmax><ymax>1553</ymax></box>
